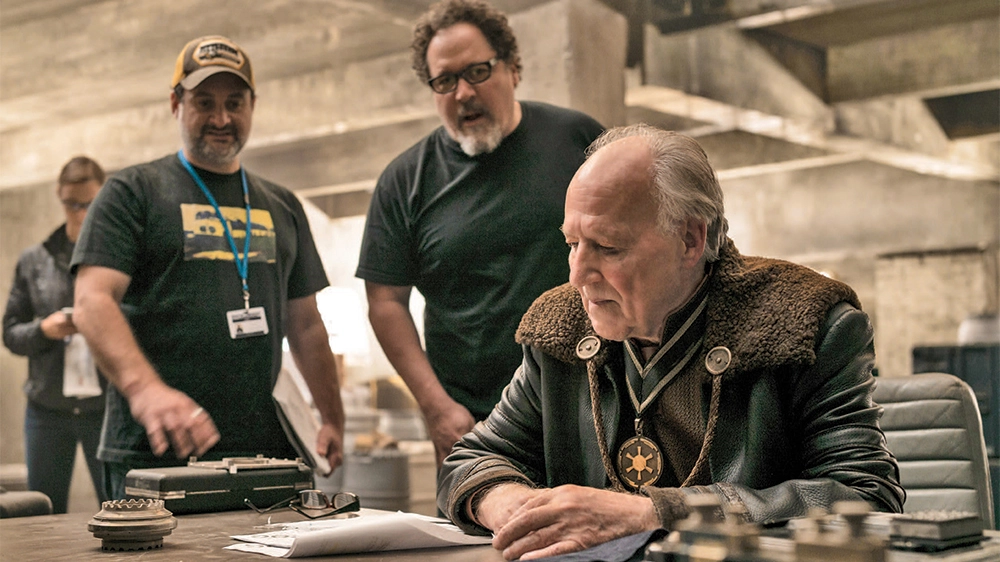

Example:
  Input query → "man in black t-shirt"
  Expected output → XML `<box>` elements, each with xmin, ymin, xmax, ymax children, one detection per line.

<box><xmin>356</xmin><ymin>0</ymin><xmax>603</xmax><ymax>467</ymax></box>
<box><xmin>71</xmin><ymin>36</ymin><xmax>345</xmax><ymax>499</ymax></box>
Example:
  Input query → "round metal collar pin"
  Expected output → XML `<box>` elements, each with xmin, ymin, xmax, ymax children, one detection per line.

<box><xmin>705</xmin><ymin>346</ymin><xmax>732</xmax><ymax>375</ymax></box>
<box><xmin>576</xmin><ymin>336</ymin><xmax>601</xmax><ymax>360</ymax></box>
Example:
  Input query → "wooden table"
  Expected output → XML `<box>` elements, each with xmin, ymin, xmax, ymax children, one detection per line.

<box><xmin>4</xmin><ymin>508</ymin><xmax>1000</xmax><ymax>562</ymax></box>
<box><xmin>0</xmin><ymin>508</ymin><xmax>506</xmax><ymax>561</ymax></box>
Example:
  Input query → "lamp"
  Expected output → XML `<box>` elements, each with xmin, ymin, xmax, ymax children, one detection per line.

<box><xmin>315</xmin><ymin>286</ymin><xmax>371</xmax><ymax>383</ymax></box>
<box><xmin>281</xmin><ymin>285</ymin><xmax>371</xmax><ymax>388</ymax></box>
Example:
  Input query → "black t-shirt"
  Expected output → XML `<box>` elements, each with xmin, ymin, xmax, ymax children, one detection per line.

<box><xmin>356</xmin><ymin>101</ymin><xmax>604</xmax><ymax>418</ymax></box>
<box><xmin>71</xmin><ymin>153</ymin><xmax>329</xmax><ymax>464</ymax></box>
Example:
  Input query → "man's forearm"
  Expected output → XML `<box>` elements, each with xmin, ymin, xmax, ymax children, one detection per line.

<box><xmin>73</xmin><ymin>265</ymin><xmax>221</xmax><ymax>458</ymax></box>
<box><xmin>469</xmin><ymin>482</ymin><xmax>536</xmax><ymax>530</ymax></box>
<box><xmin>367</xmin><ymin>300</ymin><xmax>450</xmax><ymax>412</ymax></box>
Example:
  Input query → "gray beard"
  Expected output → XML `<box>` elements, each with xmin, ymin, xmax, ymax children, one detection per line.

<box><xmin>457</xmin><ymin>124</ymin><xmax>504</xmax><ymax>157</ymax></box>
<box><xmin>191</xmin><ymin>137</ymin><xmax>243</xmax><ymax>168</ymax></box>
<box><xmin>181</xmin><ymin>124</ymin><xmax>244</xmax><ymax>169</ymax></box>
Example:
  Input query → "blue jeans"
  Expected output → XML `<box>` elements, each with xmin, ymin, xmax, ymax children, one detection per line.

<box><xmin>24</xmin><ymin>402</ymin><xmax>107</xmax><ymax>513</ymax></box>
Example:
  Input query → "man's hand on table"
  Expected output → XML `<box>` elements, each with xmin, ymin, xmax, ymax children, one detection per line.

<box><xmin>478</xmin><ymin>483</ymin><xmax>660</xmax><ymax>561</ymax></box>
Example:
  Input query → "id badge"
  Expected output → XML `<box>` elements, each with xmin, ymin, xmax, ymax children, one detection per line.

<box><xmin>63</xmin><ymin>334</ymin><xmax>102</xmax><ymax>398</ymax></box>
<box><xmin>227</xmin><ymin>306</ymin><xmax>269</xmax><ymax>339</ymax></box>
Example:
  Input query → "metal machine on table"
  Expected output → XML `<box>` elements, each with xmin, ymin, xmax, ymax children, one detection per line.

<box><xmin>124</xmin><ymin>456</ymin><xmax>314</xmax><ymax>514</ymax></box>
<box><xmin>643</xmin><ymin>495</ymin><xmax>1000</xmax><ymax>562</ymax></box>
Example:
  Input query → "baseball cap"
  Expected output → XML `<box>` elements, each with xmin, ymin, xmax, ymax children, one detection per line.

<box><xmin>171</xmin><ymin>35</ymin><xmax>255</xmax><ymax>92</ymax></box>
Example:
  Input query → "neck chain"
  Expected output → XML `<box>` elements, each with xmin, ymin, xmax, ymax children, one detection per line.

<box><xmin>615</xmin><ymin>280</ymin><xmax>710</xmax><ymax>491</ymax></box>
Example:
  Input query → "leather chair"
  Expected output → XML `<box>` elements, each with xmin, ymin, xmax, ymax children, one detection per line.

<box><xmin>873</xmin><ymin>372</ymin><xmax>994</xmax><ymax>528</ymax></box>
<box><xmin>0</xmin><ymin>463</ymin><xmax>29</xmax><ymax>492</ymax></box>
<box><xmin>0</xmin><ymin>488</ymin><xmax>52</xmax><ymax>518</ymax></box>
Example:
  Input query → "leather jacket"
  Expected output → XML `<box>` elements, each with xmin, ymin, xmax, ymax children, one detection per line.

<box><xmin>2</xmin><ymin>225</ymin><xmax>106</xmax><ymax>412</ymax></box>
<box><xmin>439</xmin><ymin>239</ymin><xmax>904</xmax><ymax>533</ymax></box>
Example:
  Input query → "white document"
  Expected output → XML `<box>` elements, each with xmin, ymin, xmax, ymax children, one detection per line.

<box><xmin>226</xmin><ymin>511</ymin><xmax>492</xmax><ymax>558</ymax></box>
<box><xmin>63</xmin><ymin>334</ymin><xmax>102</xmax><ymax>398</ymax></box>
<box><xmin>273</xmin><ymin>366</ymin><xmax>331</xmax><ymax>475</ymax></box>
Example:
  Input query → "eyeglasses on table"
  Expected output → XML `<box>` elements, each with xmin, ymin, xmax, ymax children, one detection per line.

<box><xmin>245</xmin><ymin>490</ymin><xmax>360</xmax><ymax>520</ymax></box>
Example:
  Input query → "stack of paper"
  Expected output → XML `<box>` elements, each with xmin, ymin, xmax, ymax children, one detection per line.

<box><xmin>226</xmin><ymin>511</ymin><xmax>492</xmax><ymax>558</ymax></box>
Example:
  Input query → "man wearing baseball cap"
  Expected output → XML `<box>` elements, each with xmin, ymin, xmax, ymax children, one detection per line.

<box><xmin>70</xmin><ymin>35</ymin><xmax>345</xmax><ymax>499</ymax></box>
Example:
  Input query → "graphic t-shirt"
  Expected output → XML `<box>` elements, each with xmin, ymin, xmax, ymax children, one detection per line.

<box><xmin>72</xmin><ymin>153</ymin><xmax>329</xmax><ymax>464</ymax></box>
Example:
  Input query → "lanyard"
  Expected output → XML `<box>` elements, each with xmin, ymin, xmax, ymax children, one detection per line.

<box><xmin>177</xmin><ymin>150</ymin><xmax>252</xmax><ymax>310</ymax></box>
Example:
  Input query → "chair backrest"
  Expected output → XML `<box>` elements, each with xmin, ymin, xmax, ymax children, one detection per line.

<box><xmin>0</xmin><ymin>489</ymin><xmax>52</xmax><ymax>518</ymax></box>
<box><xmin>873</xmin><ymin>372</ymin><xmax>994</xmax><ymax>529</ymax></box>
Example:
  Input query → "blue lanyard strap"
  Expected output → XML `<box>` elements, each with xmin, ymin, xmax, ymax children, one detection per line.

<box><xmin>177</xmin><ymin>150</ymin><xmax>252</xmax><ymax>309</ymax></box>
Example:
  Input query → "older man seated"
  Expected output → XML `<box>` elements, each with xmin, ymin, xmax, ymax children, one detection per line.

<box><xmin>437</xmin><ymin>124</ymin><xmax>904</xmax><ymax>560</ymax></box>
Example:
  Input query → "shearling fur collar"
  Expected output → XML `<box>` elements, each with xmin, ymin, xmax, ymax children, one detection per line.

<box><xmin>515</xmin><ymin>238</ymin><xmax>860</xmax><ymax>376</ymax></box>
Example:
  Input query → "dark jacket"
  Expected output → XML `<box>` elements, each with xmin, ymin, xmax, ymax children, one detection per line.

<box><xmin>439</xmin><ymin>239</ymin><xmax>904</xmax><ymax>533</ymax></box>
<box><xmin>2</xmin><ymin>225</ymin><xmax>106</xmax><ymax>412</ymax></box>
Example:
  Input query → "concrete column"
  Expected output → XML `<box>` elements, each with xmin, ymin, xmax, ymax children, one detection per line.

<box><xmin>512</xmin><ymin>0</ymin><xmax>627</xmax><ymax>128</ymax></box>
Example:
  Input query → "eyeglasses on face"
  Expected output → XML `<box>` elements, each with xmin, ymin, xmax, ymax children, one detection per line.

<box><xmin>244</xmin><ymin>490</ymin><xmax>360</xmax><ymax>520</ymax></box>
<box><xmin>427</xmin><ymin>58</ymin><xmax>499</xmax><ymax>94</ymax></box>
<box><xmin>61</xmin><ymin>200</ymin><xmax>92</xmax><ymax>212</ymax></box>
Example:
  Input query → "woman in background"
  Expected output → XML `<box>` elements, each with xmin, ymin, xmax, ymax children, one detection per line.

<box><xmin>2</xmin><ymin>156</ymin><xmax>108</xmax><ymax>513</ymax></box>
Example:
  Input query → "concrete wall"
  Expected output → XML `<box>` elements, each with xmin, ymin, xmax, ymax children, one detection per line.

<box><xmin>875</xmin><ymin>247</ymin><xmax>1000</xmax><ymax>379</ymax></box>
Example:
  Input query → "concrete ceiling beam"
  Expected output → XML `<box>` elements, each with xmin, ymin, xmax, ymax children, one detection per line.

<box><xmin>627</xmin><ymin>85</ymin><xmax>830</xmax><ymax>147</ymax></box>
<box><xmin>724</xmin><ymin>160</ymin><xmax>999</xmax><ymax>259</ymax></box>
<box><xmin>0</xmin><ymin>0</ymin><xmax>623</xmax><ymax>193</ymax></box>
<box><xmin>691</xmin><ymin>129</ymin><xmax>831</xmax><ymax>171</ymax></box>
<box><xmin>735</xmin><ymin>0</ymin><xmax>997</xmax><ymax>46</ymax></box>
<box><xmin>640</xmin><ymin>0</ymin><xmax>907</xmax><ymax>35</ymax></box>
<box><xmin>834</xmin><ymin>97</ymin><xmax>952</xmax><ymax>157</ymax></box>
<box><xmin>0</xmin><ymin>0</ymin><xmax>417</xmax><ymax>131</ymax></box>
<box><xmin>827</xmin><ymin>17</ymin><xmax>1000</xmax><ymax>102</ymax></box>
<box><xmin>241</xmin><ymin>115</ymin><xmax>441</xmax><ymax>192</ymax></box>
<box><xmin>0</xmin><ymin>0</ymin><xmax>564</xmax><ymax>133</ymax></box>
<box><xmin>925</xmin><ymin>90</ymin><xmax>1000</xmax><ymax>140</ymax></box>
<box><xmin>0</xmin><ymin>50</ymin><xmax>432</xmax><ymax>190</ymax></box>
<box><xmin>627</xmin><ymin>85</ymin><xmax>999</xmax><ymax>181</ymax></box>
<box><xmin>643</xmin><ymin>23</ymin><xmax>833</xmax><ymax>125</ymax></box>
<box><xmin>950</xmin><ymin>135</ymin><xmax>1000</xmax><ymax>170</ymax></box>
<box><xmin>740</xmin><ymin>29</ymin><xmax>826</xmax><ymax>101</ymax></box>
